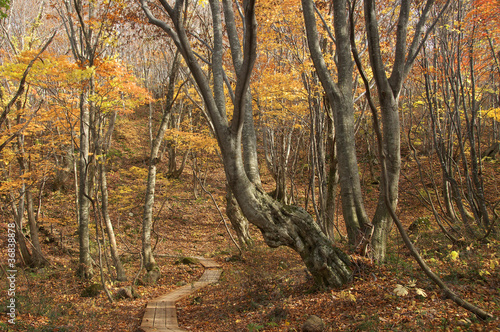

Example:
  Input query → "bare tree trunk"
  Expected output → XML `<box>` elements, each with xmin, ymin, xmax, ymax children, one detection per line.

<box><xmin>78</xmin><ymin>91</ymin><xmax>93</xmax><ymax>279</ymax></box>
<box><xmin>142</xmin><ymin>157</ymin><xmax>160</xmax><ymax>281</ymax></box>
<box><xmin>230</xmin><ymin>173</ymin><xmax>353</xmax><ymax>288</ymax></box>
<box><xmin>99</xmin><ymin>162</ymin><xmax>127</xmax><ymax>281</ymax></box>
<box><xmin>263</xmin><ymin>127</ymin><xmax>291</xmax><ymax>203</ymax></box>
<box><xmin>69</xmin><ymin>127</ymin><xmax>80</xmax><ymax>226</ymax></box>
<box><xmin>361</xmin><ymin>0</ymin><xmax>448</xmax><ymax>261</ymax></box>
<box><xmin>59</xmin><ymin>0</ymin><xmax>100</xmax><ymax>280</ymax></box>
<box><xmin>93</xmin><ymin>107</ymin><xmax>128</xmax><ymax>281</ymax></box>
<box><xmin>372</xmin><ymin>88</ymin><xmax>493</xmax><ymax>321</ymax></box>
<box><xmin>221</xmin><ymin>0</ymin><xmax>259</xmax><ymax>243</ymax></box>
<box><xmin>371</xmin><ymin>94</ymin><xmax>400</xmax><ymax>261</ymax></box>
<box><xmin>15</xmin><ymin>124</ymin><xmax>41</xmax><ymax>266</ymax></box>
<box><xmin>26</xmin><ymin>190</ymin><xmax>44</xmax><ymax>267</ymax></box>
<box><xmin>142</xmin><ymin>53</ymin><xmax>179</xmax><ymax>282</ymax></box>
<box><xmin>323</xmin><ymin>113</ymin><xmax>339</xmax><ymax>241</ymax></box>
<box><xmin>166</xmin><ymin>143</ymin><xmax>189</xmax><ymax>178</ymax></box>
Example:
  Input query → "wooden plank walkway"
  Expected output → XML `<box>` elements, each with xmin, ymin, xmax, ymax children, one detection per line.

<box><xmin>139</xmin><ymin>257</ymin><xmax>221</xmax><ymax>332</ymax></box>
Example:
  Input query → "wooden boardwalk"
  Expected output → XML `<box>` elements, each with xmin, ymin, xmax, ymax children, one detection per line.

<box><xmin>139</xmin><ymin>257</ymin><xmax>221</xmax><ymax>332</ymax></box>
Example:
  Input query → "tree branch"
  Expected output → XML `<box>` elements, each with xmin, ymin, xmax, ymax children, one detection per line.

<box><xmin>231</xmin><ymin>0</ymin><xmax>257</xmax><ymax>134</ymax></box>
<box><xmin>0</xmin><ymin>30</ymin><xmax>56</xmax><ymax>130</ymax></box>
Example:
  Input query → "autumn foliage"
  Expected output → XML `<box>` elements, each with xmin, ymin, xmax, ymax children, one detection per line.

<box><xmin>0</xmin><ymin>0</ymin><xmax>499</xmax><ymax>331</ymax></box>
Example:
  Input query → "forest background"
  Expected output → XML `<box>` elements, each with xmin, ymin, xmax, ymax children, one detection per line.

<box><xmin>0</xmin><ymin>0</ymin><xmax>499</xmax><ymax>331</ymax></box>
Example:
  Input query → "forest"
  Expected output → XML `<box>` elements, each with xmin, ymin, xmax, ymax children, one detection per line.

<box><xmin>0</xmin><ymin>0</ymin><xmax>499</xmax><ymax>331</ymax></box>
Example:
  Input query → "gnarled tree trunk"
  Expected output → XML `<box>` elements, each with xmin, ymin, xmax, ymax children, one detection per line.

<box><xmin>229</xmin><ymin>170</ymin><xmax>352</xmax><ymax>288</ymax></box>
<box><xmin>226</xmin><ymin>187</ymin><xmax>253</xmax><ymax>249</ymax></box>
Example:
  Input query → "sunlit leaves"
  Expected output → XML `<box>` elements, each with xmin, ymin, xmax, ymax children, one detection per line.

<box><xmin>0</xmin><ymin>43</ymin><xmax>151</xmax><ymax>201</ymax></box>
<box><xmin>394</xmin><ymin>284</ymin><xmax>409</xmax><ymax>296</ymax></box>
<box><xmin>90</xmin><ymin>57</ymin><xmax>151</xmax><ymax>115</ymax></box>
<box><xmin>481</xmin><ymin>107</ymin><xmax>500</xmax><ymax>121</ymax></box>
<box><xmin>415</xmin><ymin>288</ymin><xmax>427</xmax><ymax>297</ymax></box>
<box><xmin>394</xmin><ymin>279</ymin><xmax>427</xmax><ymax>298</ymax></box>
<box><xmin>165</xmin><ymin>128</ymin><xmax>218</xmax><ymax>155</ymax></box>
<box><xmin>448</xmin><ymin>250</ymin><xmax>460</xmax><ymax>261</ymax></box>
<box><xmin>109</xmin><ymin>166</ymin><xmax>149</xmax><ymax>212</ymax></box>
<box><xmin>253</xmin><ymin>0</ymin><xmax>313</xmax><ymax>128</ymax></box>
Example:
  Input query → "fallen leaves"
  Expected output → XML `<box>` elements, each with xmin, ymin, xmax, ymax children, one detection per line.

<box><xmin>394</xmin><ymin>284</ymin><xmax>409</xmax><ymax>297</ymax></box>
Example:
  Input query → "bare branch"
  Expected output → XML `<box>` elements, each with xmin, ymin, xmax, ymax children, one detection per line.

<box><xmin>231</xmin><ymin>0</ymin><xmax>257</xmax><ymax>134</ymax></box>
<box><xmin>0</xmin><ymin>30</ymin><xmax>56</xmax><ymax>130</ymax></box>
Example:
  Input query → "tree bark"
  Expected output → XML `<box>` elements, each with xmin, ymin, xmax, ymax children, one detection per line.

<box><xmin>15</xmin><ymin>125</ymin><xmax>43</xmax><ymax>267</ymax></box>
<box><xmin>11</xmin><ymin>191</ymin><xmax>32</xmax><ymax>266</ymax></box>
<box><xmin>26</xmin><ymin>190</ymin><xmax>44</xmax><ymax>267</ymax></box>
<box><xmin>322</xmin><ymin>113</ymin><xmax>339</xmax><ymax>241</ymax></box>
<box><xmin>99</xmin><ymin>162</ymin><xmax>127</xmax><ymax>281</ymax></box>
<box><xmin>226</xmin><ymin>186</ymin><xmax>253</xmax><ymax>249</ymax></box>
<box><xmin>370</xmin><ymin>96</ymin><xmax>400</xmax><ymax>262</ymax></box>
<box><xmin>229</xmin><ymin>171</ymin><xmax>352</xmax><ymax>288</ymax></box>
<box><xmin>60</xmin><ymin>0</ymin><xmax>101</xmax><ymax>280</ymax></box>
<box><xmin>78</xmin><ymin>91</ymin><xmax>93</xmax><ymax>279</ymax></box>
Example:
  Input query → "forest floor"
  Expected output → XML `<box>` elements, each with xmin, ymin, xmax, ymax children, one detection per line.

<box><xmin>1</xmin><ymin>109</ymin><xmax>500</xmax><ymax>331</ymax></box>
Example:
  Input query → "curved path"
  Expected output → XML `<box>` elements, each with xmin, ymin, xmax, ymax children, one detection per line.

<box><xmin>139</xmin><ymin>257</ymin><xmax>221</xmax><ymax>332</ymax></box>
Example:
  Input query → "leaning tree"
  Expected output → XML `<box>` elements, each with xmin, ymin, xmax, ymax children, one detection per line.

<box><xmin>139</xmin><ymin>0</ymin><xmax>351</xmax><ymax>288</ymax></box>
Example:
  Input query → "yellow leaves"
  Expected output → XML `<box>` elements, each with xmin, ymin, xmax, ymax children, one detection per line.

<box><xmin>110</xmin><ymin>167</ymin><xmax>151</xmax><ymax>212</ymax></box>
<box><xmin>127</xmin><ymin>166</ymin><xmax>149</xmax><ymax>179</ymax></box>
<box><xmin>331</xmin><ymin>290</ymin><xmax>356</xmax><ymax>302</ymax></box>
<box><xmin>68</xmin><ymin>66</ymin><xmax>95</xmax><ymax>83</ymax></box>
<box><xmin>197</xmin><ymin>0</ymin><xmax>208</xmax><ymax>7</ymax></box>
<box><xmin>1</xmin><ymin>50</ymin><xmax>150</xmax><ymax>116</ymax></box>
<box><xmin>39</xmin><ymin>216</ymin><xmax>62</xmax><ymax>225</ymax></box>
<box><xmin>478</xmin><ymin>252</ymin><xmax>499</xmax><ymax>277</ymax></box>
<box><xmin>165</xmin><ymin>128</ymin><xmax>218</xmax><ymax>154</ymax></box>
<box><xmin>481</xmin><ymin>107</ymin><xmax>500</xmax><ymax>121</ymax></box>
<box><xmin>0</xmin><ymin>50</ymin><xmax>93</xmax><ymax>95</ymax></box>
<box><xmin>253</xmin><ymin>67</ymin><xmax>309</xmax><ymax>126</ymax></box>
<box><xmin>448</xmin><ymin>250</ymin><xmax>460</xmax><ymax>261</ymax></box>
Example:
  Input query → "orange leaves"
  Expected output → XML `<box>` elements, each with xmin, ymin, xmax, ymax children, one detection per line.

<box><xmin>165</xmin><ymin>128</ymin><xmax>218</xmax><ymax>154</ymax></box>
<box><xmin>90</xmin><ymin>57</ymin><xmax>151</xmax><ymax>115</ymax></box>
<box><xmin>0</xmin><ymin>37</ymin><xmax>151</xmax><ymax>200</ymax></box>
<box><xmin>472</xmin><ymin>0</ymin><xmax>500</xmax><ymax>25</ymax></box>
